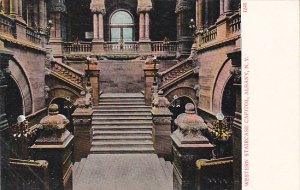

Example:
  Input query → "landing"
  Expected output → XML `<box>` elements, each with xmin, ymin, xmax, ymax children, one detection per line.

<box><xmin>75</xmin><ymin>154</ymin><xmax>172</xmax><ymax>190</ymax></box>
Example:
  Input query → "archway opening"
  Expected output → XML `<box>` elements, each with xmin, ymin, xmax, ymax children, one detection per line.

<box><xmin>169</xmin><ymin>96</ymin><xmax>195</xmax><ymax>132</ymax></box>
<box><xmin>5</xmin><ymin>76</ymin><xmax>24</xmax><ymax>126</ymax></box>
<box><xmin>221</xmin><ymin>77</ymin><xmax>236</xmax><ymax>118</ymax></box>
<box><xmin>110</xmin><ymin>10</ymin><xmax>134</xmax><ymax>42</ymax></box>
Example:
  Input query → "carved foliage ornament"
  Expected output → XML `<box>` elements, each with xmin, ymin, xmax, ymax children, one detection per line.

<box><xmin>230</xmin><ymin>67</ymin><xmax>241</xmax><ymax>84</ymax></box>
<box><xmin>175</xmin><ymin>0</ymin><xmax>193</xmax><ymax>13</ymax></box>
<box><xmin>137</xmin><ymin>0</ymin><xmax>153</xmax><ymax>13</ymax></box>
<box><xmin>90</xmin><ymin>0</ymin><xmax>106</xmax><ymax>14</ymax></box>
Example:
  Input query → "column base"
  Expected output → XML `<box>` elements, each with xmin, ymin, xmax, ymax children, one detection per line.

<box><xmin>139</xmin><ymin>40</ymin><xmax>152</xmax><ymax>53</ymax></box>
<box><xmin>49</xmin><ymin>38</ymin><xmax>63</xmax><ymax>62</ymax></box>
<box><xmin>92</xmin><ymin>40</ymin><xmax>105</xmax><ymax>54</ymax></box>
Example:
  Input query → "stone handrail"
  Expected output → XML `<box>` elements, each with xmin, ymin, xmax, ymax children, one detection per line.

<box><xmin>151</xmin><ymin>41</ymin><xmax>180</xmax><ymax>53</ymax></box>
<box><xmin>202</xmin><ymin>25</ymin><xmax>217</xmax><ymax>44</ymax></box>
<box><xmin>26</xmin><ymin>27</ymin><xmax>42</xmax><ymax>45</ymax></box>
<box><xmin>158</xmin><ymin>58</ymin><xmax>195</xmax><ymax>88</ymax></box>
<box><xmin>104</xmin><ymin>41</ymin><xmax>139</xmax><ymax>52</ymax></box>
<box><xmin>64</xmin><ymin>41</ymin><xmax>92</xmax><ymax>53</ymax></box>
<box><xmin>50</xmin><ymin>61</ymin><xmax>84</xmax><ymax>89</ymax></box>
<box><xmin>195</xmin><ymin>157</ymin><xmax>233</xmax><ymax>190</ymax></box>
<box><xmin>0</xmin><ymin>14</ymin><xmax>13</xmax><ymax>37</ymax></box>
<box><xmin>228</xmin><ymin>13</ymin><xmax>241</xmax><ymax>35</ymax></box>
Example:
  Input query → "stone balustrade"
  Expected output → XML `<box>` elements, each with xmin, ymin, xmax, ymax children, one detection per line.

<box><xmin>228</xmin><ymin>13</ymin><xmax>241</xmax><ymax>35</ymax></box>
<box><xmin>202</xmin><ymin>25</ymin><xmax>217</xmax><ymax>44</ymax></box>
<box><xmin>50</xmin><ymin>61</ymin><xmax>84</xmax><ymax>88</ymax></box>
<box><xmin>64</xmin><ymin>42</ymin><xmax>92</xmax><ymax>53</ymax></box>
<box><xmin>26</xmin><ymin>27</ymin><xmax>42</xmax><ymax>45</ymax></box>
<box><xmin>0</xmin><ymin>14</ymin><xmax>13</xmax><ymax>37</ymax></box>
<box><xmin>104</xmin><ymin>41</ymin><xmax>139</xmax><ymax>52</ymax></box>
<box><xmin>151</xmin><ymin>41</ymin><xmax>180</xmax><ymax>53</ymax></box>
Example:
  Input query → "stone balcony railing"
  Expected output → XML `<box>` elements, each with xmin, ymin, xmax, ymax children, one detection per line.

<box><xmin>195</xmin><ymin>12</ymin><xmax>241</xmax><ymax>48</ymax></box>
<box><xmin>151</xmin><ymin>41</ymin><xmax>180</xmax><ymax>54</ymax></box>
<box><xmin>0</xmin><ymin>13</ymin><xmax>43</xmax><ymax>48</ymax></box>
<box><xmin>50</xmin><ymin>61</ymin><xmax>85</xmax><ymax>90</ymax></box>
<box><xmin>64</xmin><ymin>42</ymin><xmax>92</xmax><ymax>54</ymax></box>
<box><xmin>104</xmin><ymin>41</ymin><xmax>139</xmax><ymax>52</ymax></box>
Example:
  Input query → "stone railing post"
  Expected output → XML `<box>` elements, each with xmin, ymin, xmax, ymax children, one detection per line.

<box><xmin>143</xmin><ymin>55</ymin><xmax>158</xmax><ymax>106</ymax></box>
<box><xmin>151</xmin><ymin>91</ymin><xmax>173</xmax><ymax>160</ymax></box>
<box><xmin>85</xmin><ymin>57</ymin><xmax>100</xmax><ymax>105</ymax></box>
<box><xmin>137</xmin><ymin>0</ymin><xmax>152</xmax><ymax>53</ymax></box>
<box><xmin>31</xmin><ymin>104</ymin><xmax>74</xmax><ymax>190</ymax></box>
<box><xmin>0</xmin><ymin>40</ymin><xmax>13</xmax><ymax>190</ymax></box>
<box><xmin>72</xmin><ymin>91</ymin><xmax>93</xmax><ymax>162</ymax></box>
<box><xmin>172</xmin><ymin>103</ymin><xmax>214</xmax><ymax>190</ymax></box>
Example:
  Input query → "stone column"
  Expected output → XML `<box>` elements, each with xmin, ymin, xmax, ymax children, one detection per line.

<box><xmin>85</xmin><ymin>57</ymin><xmax>100</xmax><ymax>105</ymax></box>
<box><xmin>31</xmin><ymin>104</ymin><xmax>74</xmax><ymax>190</ymax></box>
<box><xmin>10</xmin><ymin>0</ymin><xmax>19</xmax><ymax>16</ymax></box>
<box><xmin>145</xmin><ymin>12</ymin><xmax>150</xmax><ymax>40</ymax></box>
<box><xmin>144</xmin><ymin>55</ymin><xmax>158</xmax><ymax>106</ymax></box>
<box><xmin>139</xmin><ymin>13</ymin><xmax>145</xmax><ymax>40</ymax></box>
<box><xmin>228</xmin><ymin>49</ymin><xmax>241</xmax><ymax>190</ymax></box>
<box><xmin>93</xmin><ymin>13</ymin><xmax>99</xmax><ymax>40</ymax></box>
<box><xmin>224</xmin><ymin>0</ymin><xmax>232</xmax><ymax>15</ymax></box>
<box><xmin>220</xmin><ymin>0</ymin><xmax>224</xmax><ymax>16</ymax></box>
<box><xmin>196</xmin><ymin>0</ymin><xmax>204</xmax><ymax>29</ymax></box>
<box><xmin>39</xmin><ymin>0</ymin><xmax>46</xmax><ymax>29</ymax></box>
<box><xmin>2</xmin><ymin>0</ymin><xmax>10</xmax><ymax>14</ymax></box>
<box><xmin>204</xmin><ymin>0</ymin><xmax>209</xmax><ymax>25</ymax></box>
<box><xmin>98</xmin><ymin>13</ymin><xmax>104</xmax><ymax>41</ymax></box>
<box><xmin>18</xmin><ymin>0</ymin><xmax>22</xmax><ymax>17</ymax></box>
<box><xmin>172</xmin><ymin>103</ymin><xmax>214</xmax><ymax>190</ymax></box>
<box><xmin>152</xmin><ymin>91</ymin><xmax>173</xmax><ymax>160</ymax></box>
<box><xmin>72</xmin><ymin>91</ymin><xmax>93</xmax><ymax>162</ymax></box>
<box><xmin>0</xmin><ymin>40</ymin><xmax>13</xmax><ymax>190</ymax></box>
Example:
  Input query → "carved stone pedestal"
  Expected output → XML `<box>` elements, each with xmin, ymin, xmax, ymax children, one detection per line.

<box><xmin>152</xmin><ymin>91</ymin><xmax>173</xmax><ymax>160</ymax></box>
<box><xmin>31</xmin><ymin>104</ymin><xmax>74</xmax><ymax>190</ymax></box>
<box><xmin>86</xmin><ymin>58</ymin><xmax>100</xmax><ymax>105</ymax></box>
<box><xmin>144</xmin><ymin>55</ymin><xmax>158</xmax><ymax>106</ymax></box>
<box><xmin>72</xmin><ymin>92</ymin><xmax>93</xmax><ymax>162</ymax></box>
<box><xmin>171</xmin><ymin>103</ymin><xmax>214</xmax><ymax>190</ymax></box>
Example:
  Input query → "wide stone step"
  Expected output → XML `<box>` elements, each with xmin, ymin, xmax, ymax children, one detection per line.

<box><xmin>93</xmin><ymin>125</ymin><xmax>152</xmax><ymax>131</ymax></box>
<box><xmin>92</xmin><ymin>120</ymin><xmax>152</xmax><ymax>125</ymax></box>
<box><xmin>100</xmin><ymin>93</ymin><xmax>144</xmax><ymax>98</ymax></box>
<box><xmin>94</xmin><ymin>106</ymin><xmax>151</xmax><ymax>111</ymax></box>
<box><xmin>93</xmin><ymin>112</ymin><xmax>152</xmax><ymax>116</ymax></box>
<box><xmin>92</xmin><ymin>116</ymin><xmax>152</xmax><ymax>120</ymax></box>
<box><xmin>99</xmin><ymin>98</ymin><xmax>145</xmax><ymax>102</ymax></box>
<box><xmin>93</xmin><ymin>130</ymin><xmax>152</xmax><ymax>136</ymax></box>
<box><xmin>93</xmin><ymin>109</ymin><xmax>151</xmax><ymax>113</ymax></box>
<box><xmin>92</xmin><ymin>141</ymin><xmax>153</xmax><ymax>147</ymax></box>
<box><xmin>90</xmin><ymin>146</ymin><xmax>155</xmax><ymax>154</ymax></box>
<box><xmin>94</xmin><ymin>105</ymin><xmax>150</xmax><ymax>108</ymax></box>
<box><xmin>99</xmin><ymin>102</ymin><xmax>145</xmax><ymax>106</ymax></box>
<box><xmin>92</xmin><ymin>135</ymin><xmax>152</xmax><ymax>141</ymax></box>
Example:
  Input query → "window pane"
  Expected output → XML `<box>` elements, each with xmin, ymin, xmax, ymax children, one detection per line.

<box><xmin>111</xmin><ymin>11</ymin><xmax>133</xmax><ymax>25</ymax></box>
<box><xmin>123</xmin><ymin>28</ymin><xmax>133</xmax><ymax>42</ymax></box>
<box><xmin>111</xmin><ymin>28</ymin><xmax>121</xmax><ymax>42</ymax></box>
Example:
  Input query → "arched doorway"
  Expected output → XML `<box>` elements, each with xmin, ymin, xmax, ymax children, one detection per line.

<box><xmin>169</xmin><ymin>96</ymin><xmax>196</xmax><ymax>132</ymax></box>
<box><xmin>221</xmin><ymin>77</ymin><xmax>236</xmax><ymax>118</ymax></box>
<box><xmin>110</xmin><ymin>10</ymin><xmax>134</xmax><ymax>42</ymax></box>
<box><xmin>5</xmin><ymin>76</ymin><xmax>24</xmax><ymax>126</ymax></box>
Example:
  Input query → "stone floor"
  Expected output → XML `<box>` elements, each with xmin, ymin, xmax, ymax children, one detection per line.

<box><xmin>75</xmin><ymin>154</ymin><xmax>172</xmax><ymax>190</ymax></box>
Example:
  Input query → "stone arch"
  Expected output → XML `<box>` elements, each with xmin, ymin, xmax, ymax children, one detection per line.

<box><xmin>165</xmin><ymin>86</ymin><xmax>198</xmax><ymax>108</ymax></box>
<box><xmin>48</xmin><ymin>85</ymin><xmax>80</xmax><ymax>105</ymax></box>
<box><xmin>212</xmin><ymin>58</ymin><xmax>233</xmax><ymax>115</ymax></box>
<box><xmin>9</xmin><ymin>57</ymin><xmax>33</xmax><ymax>116</ymax></box>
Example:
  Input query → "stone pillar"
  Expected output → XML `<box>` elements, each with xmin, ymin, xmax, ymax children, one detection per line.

<box><xmin>10</xmin><ymin>0</ymin><xmax>18</xmax><ymax>16</ymax></box>
<box><xmin>2</xmin><ymin>0</ymin><xmax>10</xmax><ymax>14</ymax></box>
<box><xmin>204</xmin><ymin>0</ymin><xmax>209</xmax><ymax>25</ymax></box>
<box><xmin>144</xmin><ymin>55</ymin><xmax>158</xmax><ymax>106</ymax></box>
<box><xmin>228</xmin><ymin>49</ymin><xmax>241</xmax><ymax>190</ymax></box>
<box><xmin>39</xmin><ymin>0</ymin><xmax>46</xmax><ymax>29</ymax></box>
<box><xmin>31</xmin><ymin>104</ymin><xmax>74</xmax><ymax>190</ymax></box>
<box><xmin>72</xmin><ymin>91</ymin><xmax>93</xmax><ymax>162</ymax></box>
<box><xmin>224</xmin><ymin>0</ymin><xmax>232</xmax><ymax>15</ymax></box>
<box><xmin>196</xmin><ymin>0</ymin><xmax>204</xmax><ymax>29</ymax></box>
<box><xmin>98</xmin><ymin>13</ymin><xmax>104</xmax><ymax>41</ymax></box>
<box><xmin>0</xmin><ymin>40</ymin><xmax>13</xmax><ymax>190</ymax></box>
<box><xmin>172</xmin><ymin>103</ymin><xmax>214</xmax><ymax>190</ymax></box>
<box><xmin>33</xmin><ymin>0</ymin><xmax>39</xmax><ymax>26</ymax></box>
<box><xmin>151</xmin><ymin>91</ymin><xmax>173</xmax><ymax>160</ymax></box>
<box><xmin>93</xmin><ymin>13</ymin><xmax>99</xmax><ymax>39</ymax></box>
<box><xmin>145</xmin><ymin>12</ymin><xmax>150</xmax><ymax>40</ymax></box>
<box><xmin>139</xmin><ymin>13</ymin><xmax>145</xmax><ymax>40</ymax></box>
<box><xmin>220</xmin><ymin>0</ymin><xmax>224</xmax><ymax>16</ymax></box>
<box><xmin>85</xmin><ymin>57</ymin><xmax>100</xmax><ymax>105</ymax></box>
<box><xmin>18</xmin><ymin>0</ymin><xmax>22</xmax><ymax>17</ymax></box>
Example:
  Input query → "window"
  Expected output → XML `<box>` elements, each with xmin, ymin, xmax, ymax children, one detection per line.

<box><xmin>110</xmin><ymin>10</ymin><xmax>134</xmax><ymax>42</ymax></box>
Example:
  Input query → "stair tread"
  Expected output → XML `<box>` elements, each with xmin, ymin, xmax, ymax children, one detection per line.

<box><xmin>93</xmin><ymin>125</ymin><xmax>152</xmax><ymax>129</ymax></box>
<box><xmin>92</xmin><ymin>141</ymin><xmax>153</xmax><ymax>146</ymax></box>
<box><xmin>94</xmin><ymin>105</ymin><xmax>150</xmax><ymax>108</ymax></box>
<box><xmin>94</xmin><ymin>130</ymin><xmax>152</xmax><ymax>134</ymax></box>
<box><xmin>91</xmin><ymin>146</ymin><xmax>154</xmax><ymax>151</ymax></box>
<box><xmin>93</xmin><ymin>135</ymin><xmax>152</xmax><ymax>140</ymax></box>
<box><xmin>92</xmin><ymin>121</ymin><xmax>152</xmax><ymax>125</ymax></box>
<box><xmin>93</xmin><ymin>112</ymin><xmax>152</xmax><ymax>116</ymax></box>
<box><xmin>93</xmin><ymin>116</ymin><xmax>152</xmax><ymax>119</ymax></box>
<box><xmin>100</xmin><ymin>93</ymin><xmax>144</xmax><ymax>98</ymax></box>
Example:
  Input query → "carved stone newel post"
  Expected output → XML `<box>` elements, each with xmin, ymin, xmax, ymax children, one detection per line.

<box><xmin>31</xmin><ymin>104</ymin><xmax>74</xmax><ymax>190</ymax></box>
<box><xmin>86</xmin><ymin>57</ymin><xmax>100</xmax><ymax>105</ymax></box>
<box><xmin>172</xmin><ymin>103</ymin><xmax>214</xmax><ymax>190</ymax></box>
<box><xmin>151</xmin><ymin>91</ymin><xmax>173</xmax><ymax>160</ymax></box>
<box><xmin>72</xmin><ymin>91</ymin><xmax>93</xmax><ymax>162</ymax></box>
<box><xmin>144</xmin><ymin>55</ymin><xmax>158</xmax><ymax>106</ymax></box>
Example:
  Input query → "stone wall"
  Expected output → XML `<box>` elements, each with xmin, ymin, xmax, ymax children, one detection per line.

<box><xmin>5</xmin><ymin>44</ymin><xmax>46</xmax><ymax>115</ymax></box>
<box><xmin>99</xmin><ymin>60</ymin><xmax>145</xmax><ymax>93</ymax></box>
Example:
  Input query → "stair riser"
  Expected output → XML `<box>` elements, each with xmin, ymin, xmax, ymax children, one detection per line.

<box><xmin>93</xmin><ymin>113</ymin><xmax>152</xmax><ymax>117</ymax></box>
<box><xmin>93</xmin><ymin>108</ymin><xmax>150</xmax><ymax>111</ymax></box>
<box><xmin>92</xmin><ymin>137</ymin><xmax>152</xmax><ymax>141</ymax></box>
<box><xmin>93</xmin><ymin>128</ymin><xmax>152</xmax><ymax>131</ymax></box>
<box><xmin>92</xmin><ymin>122</ymin><xmax>152</xmax><ymax>125</ymax></box>
<box><xmin>93</xmin><ymin>133</ymin><xmax>152</xmax><ymax>136</ymax></box>
<box><xmin>92</xmin><ymin>117</ymin><xmax>152</xmax><ymax>121</ymax></box>
<box><xmin>99</xmin><ymin>100</ymin><xmax>145</xmax><ymax>103</ymax></box>
<box><xmin>90</xmin><ymin>150</ymin><xmax>154</xmax><ymax>154</ymax></box>
<box><xmin>98</xmin><ymin>103</ymin><xmax>146</xmax><ymax>106</ymax></box>
<box><xmin>92</xmin><ymin>144</ymin><xmax>153</xmax><ymax>148</ymax></box>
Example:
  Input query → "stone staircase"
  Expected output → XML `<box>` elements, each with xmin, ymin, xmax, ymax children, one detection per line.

<box><xmin>90</xmin><ymin>93</ymin><xmax>155</xmax><ymax>154</ymax></box>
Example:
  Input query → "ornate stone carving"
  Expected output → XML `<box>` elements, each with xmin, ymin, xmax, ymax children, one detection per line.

<box><xmin>230</xmin><ymin>66</ymin><xmax>241</xmax><ymax>84</ymax></box>
<box><xmin>175</xmin><ymin>0</ymin><xmax>193</xmax><ymax>13</ymax></box>
<box><xmin>90</xmin><ymin>0</ymin><xmax>106</xmax><ymax>14</ymax></box>
<box><xmin>51</xmin><ymin>0</ymin><xmax>66</xmax><ymax>13</ymax></box>
<box><xmin>137</xmin><ymin>0</ymin><xmax>153</xmax><ymax>13</ymax></box>
<box><xmin>194</xmin><ymin>84</ymin><xmax>200</xmax><ymax>97</ymax></box>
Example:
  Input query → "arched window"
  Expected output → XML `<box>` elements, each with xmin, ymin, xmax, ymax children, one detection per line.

<box><xmin>110</xmin><ymin>10</ymin><xmax>134</xmax><ymax>42</ymax></box>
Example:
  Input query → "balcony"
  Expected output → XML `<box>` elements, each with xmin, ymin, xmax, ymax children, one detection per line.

<box><xmin>0</xmin><ymin>14</ymin><xmax>43</xmax><ymax>49</ymax></box>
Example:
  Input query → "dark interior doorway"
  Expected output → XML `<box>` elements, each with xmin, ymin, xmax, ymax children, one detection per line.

<box><xmin>221</xmin><ymin>77</ymin><xmax>236</xmax><ymax>117</ymax></box>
